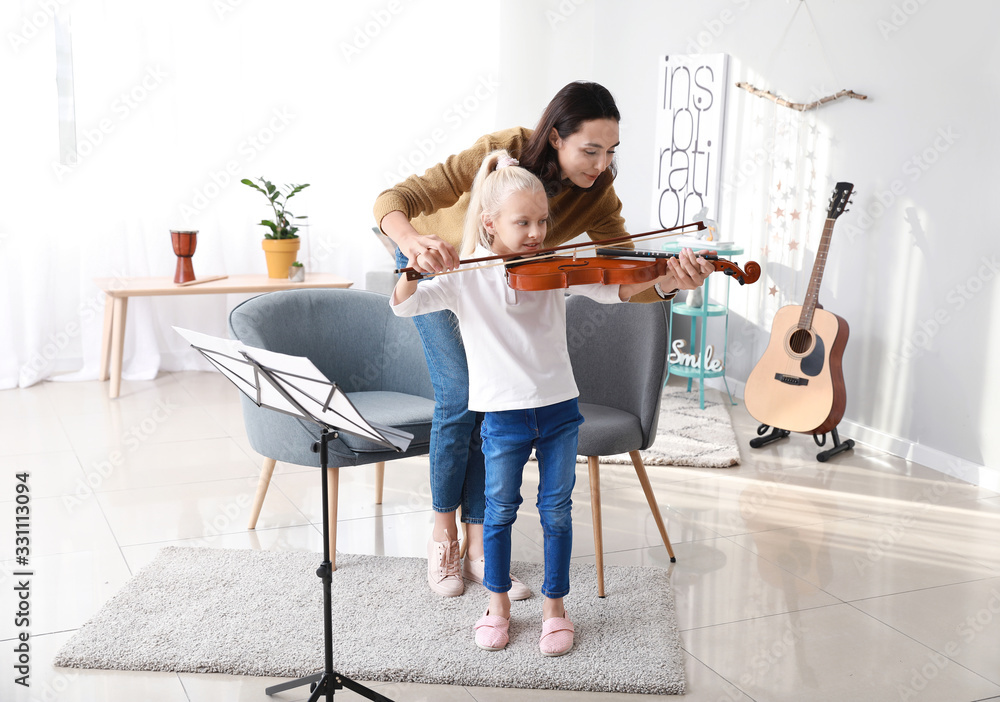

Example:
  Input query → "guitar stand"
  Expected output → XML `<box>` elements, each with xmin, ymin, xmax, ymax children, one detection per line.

<box><xmin>750</xmin><ymin>425</ymin><xmax>790</xmax><ymax>448</ymax></box>
<box><xmin>750</xmin><ymin>424</ymin><xmax>855</xmax><ymax>463</ymax></box>
<box><xmin>812</xmin><ymin>427</ymin><xmax>855</xmax><ymax>463</ymax></box>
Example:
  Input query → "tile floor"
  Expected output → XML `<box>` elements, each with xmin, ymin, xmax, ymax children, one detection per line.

<box><xmin>2</xmin><ymin>371</ymin><xmax>999</xmax><ymax>702</ymax></box>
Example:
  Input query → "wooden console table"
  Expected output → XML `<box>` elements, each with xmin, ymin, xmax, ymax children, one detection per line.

<box><xmin>95</xmin><ymin>273</ymin><xmax>353</xmax><ymax>398</ymax></box>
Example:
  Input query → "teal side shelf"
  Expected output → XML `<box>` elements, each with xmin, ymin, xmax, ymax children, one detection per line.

<box><xmin>668</xmin><ymin>363</ymin><xmax>727</xmax><ymax>379</ymax></box>
<box><xmin>670</xmin><ymin>302</ymin><xmax>728</xmax><ymax>318</ymax></box>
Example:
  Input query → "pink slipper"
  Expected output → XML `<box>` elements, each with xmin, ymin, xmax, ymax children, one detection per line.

<box><xmin>474</xmin><ymin>610</ymin><xmax>510</xmax><ymax>651</ymax></box>
<box><xmin>539</xmin><ymin>613</ymin><xmax>574</xmax><ymax>656</ymax></box>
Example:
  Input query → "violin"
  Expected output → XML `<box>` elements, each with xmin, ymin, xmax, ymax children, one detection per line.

<box><xmin>395</xmin><ymin>221</ymin><xmax>761</xmax><ymax>291</ymax></box>
<box><xmin>504</xmin><ymin>251</ymin><xmax>761</xmax><ymax>291</ymax></box>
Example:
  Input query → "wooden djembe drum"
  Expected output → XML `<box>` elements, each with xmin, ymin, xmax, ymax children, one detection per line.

<box><xmin>170</xmin><ymin>230</ymin><xmax>198</xmax><ymax>284</ymax></box>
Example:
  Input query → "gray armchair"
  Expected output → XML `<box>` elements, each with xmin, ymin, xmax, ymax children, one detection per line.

<box><xmin>566</xmin><ymin>295</ymin><xmax>677</xmax><ymax>597</ymax></box>
<box><xmin>228</xmin><ymin>288</ymin><xmax>434</xmax><ymax>569</ymax></box>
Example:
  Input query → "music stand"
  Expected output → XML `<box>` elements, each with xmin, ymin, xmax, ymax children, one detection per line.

<box><xmin>176</xmin><ymin>327</ymin><xmax>404</xmax><ymax>702</ymax></box>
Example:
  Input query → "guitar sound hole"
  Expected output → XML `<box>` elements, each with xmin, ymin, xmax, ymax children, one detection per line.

<box><xmin>788</xmin><ymin>329</ymin><xmax>812</xmax><ymax>354</ymax></box>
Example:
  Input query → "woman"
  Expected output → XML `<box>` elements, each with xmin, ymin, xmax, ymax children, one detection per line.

<box><xmin>373</xmin><ymin>81</ymin><xmax>712</xmax><ymax>598</ymax></box>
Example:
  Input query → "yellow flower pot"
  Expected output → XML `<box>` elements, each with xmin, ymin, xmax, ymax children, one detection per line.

<box><xmin>261</xmin><ymin>238</ymin><xmax>301</xmax><ymax>279</ymax></box>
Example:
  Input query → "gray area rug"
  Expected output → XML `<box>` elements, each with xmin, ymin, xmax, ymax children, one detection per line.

<box><xmin>55</xmin><ymin>547</ymin><xmax>685</xmax><ymax>695</ymax></box>
<box><xmin>580</xmin><ymin>384</ymin><xmax>741</xmax><ymax>468</ymax></box>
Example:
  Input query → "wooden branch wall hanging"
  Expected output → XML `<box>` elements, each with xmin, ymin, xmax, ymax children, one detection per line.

<box><xmin>735</xmin><ymin>82</ymin><xmax>868</xmax><ymax>112</ymax></box>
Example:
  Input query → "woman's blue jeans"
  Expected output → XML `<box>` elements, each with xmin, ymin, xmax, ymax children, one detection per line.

<box><xmin>481</xmin><ymin>398</ymin><xmax>583</xmax><ymax>599</ymax></box>
<box><xmin>395</xmin><ymin>249</ymin><xmax>485</xmax><ymax>524</ymax></box>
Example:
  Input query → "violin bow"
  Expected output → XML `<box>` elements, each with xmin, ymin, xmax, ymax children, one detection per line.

<box><xmin>395</xmin><ymin>221</ymin><xmax>707</xmax><ymax>280</ymax></box>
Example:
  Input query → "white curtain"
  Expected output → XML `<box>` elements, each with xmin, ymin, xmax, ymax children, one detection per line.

<box><xmin>1</xmin><ymin>0</ymin><xmax>500</xmax><ymax>389</ymax></box>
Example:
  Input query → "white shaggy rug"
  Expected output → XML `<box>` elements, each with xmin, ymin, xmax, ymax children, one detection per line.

<box><xmin>584</xmin><ymin>384</ymin><xmax>741</xmax><ymax>468</ymax></box>
<box><xmin>54</xmin><ymin>547</ymin><xmax>685</xmax><ymax>695</ymax></box>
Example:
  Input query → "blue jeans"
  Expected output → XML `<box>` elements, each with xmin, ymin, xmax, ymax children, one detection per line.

<box><xmin>481</xmin><ymin>398</ymin><xmax>583</xmax><ymax>599</ymax></box>
<box><xmin>395</xmin><ymin>249</ymin><xmax>485</xmax><ymax>524</ymax></box>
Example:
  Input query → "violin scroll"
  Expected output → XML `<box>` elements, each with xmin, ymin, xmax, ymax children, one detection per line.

<box><xmin>715</xmin><ymin>258</ymin><xmax>761</xmax><ymax>285</ymax></box>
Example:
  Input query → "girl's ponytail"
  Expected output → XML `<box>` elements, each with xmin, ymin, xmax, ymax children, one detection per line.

<box><xmin>461</xmin><ymin>149</ymin><xmax>546</xmax><ymax>257</ymax></box>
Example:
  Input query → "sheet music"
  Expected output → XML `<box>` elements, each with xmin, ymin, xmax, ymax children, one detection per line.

<box><xmin>243</xmin><ymin>346</ymin><xmax>411</xmax><ymax>450</ymax></box>
<box><xmin>173</xmin><ymin>327</ymin><xmax>258</xmax><ymax>400</ymax></box>
<box><xmin>174</xmin><ymin>327</ymin><xmax>412</xmax><ymax>452</ymax></box>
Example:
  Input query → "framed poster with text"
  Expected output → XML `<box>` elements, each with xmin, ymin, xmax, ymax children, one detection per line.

<box><xmin>652</xmin><ymin>53</ymin><xmax>729</xmax><ymax>229</ymax></box>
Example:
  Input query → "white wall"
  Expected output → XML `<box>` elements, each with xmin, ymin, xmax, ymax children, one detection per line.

<box><xmin>501</xmin><ymin>0</ymin><xmax>999</xmax><ymax>485</ymax></box>
<box><xmin>4</xmin><ymin>0</ymin><xmax>996</xmax><ymax>485</ymax></box>
<box><xmin>1</xmin><ymin>0</ymin><xmax>501</xmax><ymax>384</ymax></box>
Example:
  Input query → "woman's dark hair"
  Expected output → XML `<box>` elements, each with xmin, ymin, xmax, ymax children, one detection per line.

<box><xmin>520</xmin><ymin>81</ymin><xmax>621</xmax><ymax>195</ymax></box>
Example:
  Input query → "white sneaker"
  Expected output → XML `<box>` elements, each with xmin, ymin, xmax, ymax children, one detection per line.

<box><xmin>427</xmin><ymin>537</ymin><xmax>464</xmax><ymax>597</ymax></box>
<box><xmin>463</xmin><ymin>556</ymin><xmax>532</xmax><ymax>601</ymax></box>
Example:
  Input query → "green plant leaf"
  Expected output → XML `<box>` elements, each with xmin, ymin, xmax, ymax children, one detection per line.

<box><xmin>246</xmin><ymin>176</ymin><xmax>308</xmax><ymax>240</ymax></box>
<box><xmin>285</xmin><ymin>183</ymin><xmax>310</xmax><ymax>199</ymax></box>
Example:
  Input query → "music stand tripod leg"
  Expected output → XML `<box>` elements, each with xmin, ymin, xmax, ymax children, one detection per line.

<box><xmin>265</xmin><ymin>430</ymin><xmax>394</xmax><ymax>702</ymax></box>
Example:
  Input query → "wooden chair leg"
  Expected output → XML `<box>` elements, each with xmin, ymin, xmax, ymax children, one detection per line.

<box><xmin>375</xmin><ymin>461</ymin><xmax>385</xmax><ymax>505</ymax></box>
<box><xmin>587</xmin><ymin>456</ymin><xmax>606</xmax><ymax>598</ymax></box>
<box><xmin>328</xmin><ymin>466</ymin><xmax>339</xmax><ymax>572</ymax></box>
<box><xmin>629</xmin><ymin>450</ymin><xmax>676</xmax><ymax>562</ymax></box>
<box><xmin>247</xmin><ymin>457</ymin><xmax>277</xmax><ymax>529</ymax></box>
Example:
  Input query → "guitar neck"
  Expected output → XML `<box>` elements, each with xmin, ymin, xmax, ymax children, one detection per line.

<box><xmin>798</xmin><ymin>218</ymin><xmax>835</xmax><ymax>330</ymax></box>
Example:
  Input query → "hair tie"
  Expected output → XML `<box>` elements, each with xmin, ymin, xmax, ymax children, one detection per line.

<box><xmin>495</xmin><ymin>156</ymin><xmax>519</xmax><ymax>170</ymax></box>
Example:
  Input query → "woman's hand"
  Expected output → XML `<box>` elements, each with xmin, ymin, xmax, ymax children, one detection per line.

<box><xmin>402</xmin><ymin>235</ymin><xmax>460</xmax><ymax>274</ymax></box>
<box><xmin>659</xmin><ymin>248</ymin><xmax>715</xmax><ymax>292</ymax></box>
<box><xmin>381</xmin><ymin>211</ymin><xmax>460</xmax><ymax>273</ymax></box>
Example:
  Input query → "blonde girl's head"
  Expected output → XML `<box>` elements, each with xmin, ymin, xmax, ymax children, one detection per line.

<box><xmin>461</xmin><ymin>150</ymin><xmax>548</xmax><ymax>257</ymax></box>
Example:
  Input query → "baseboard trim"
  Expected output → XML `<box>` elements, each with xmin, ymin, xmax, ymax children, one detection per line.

<box><xmin>837</xmin><ymin>419</ymin><xmax>999</xmax><ymax>492</ymax></box>
<box><xmin>701</xmin><ymin>375</ymin><xmax>999</xmax><ymax>491</ymax></box>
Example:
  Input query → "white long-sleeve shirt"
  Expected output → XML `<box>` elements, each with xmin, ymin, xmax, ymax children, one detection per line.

<box><xmin>391</xmin><ymin>248</ymin><xmax>625</xmax><ymax>412</ymax></box>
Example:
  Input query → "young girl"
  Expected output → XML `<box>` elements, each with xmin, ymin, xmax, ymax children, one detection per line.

<box><xmin>391</xmin><ymin>150</ymin><xmax>708</xmax><ymax>655</ymax></box>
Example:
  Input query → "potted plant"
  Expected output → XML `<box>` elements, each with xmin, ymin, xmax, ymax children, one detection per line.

<box><xmin>241</xmin><ymin>177</ymin><xmax>310</xmax><ymax>278</ymax></box>
<box><xmin>289</xmin><ymin>260</ymin><xmax>305</xmax><ymax>282</ymax></box>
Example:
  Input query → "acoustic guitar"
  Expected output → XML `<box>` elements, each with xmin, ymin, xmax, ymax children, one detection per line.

<box><xmin>744</xmin><ymin>182</ymin><xmax>854</xmax><ymax>435</ymax></box>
